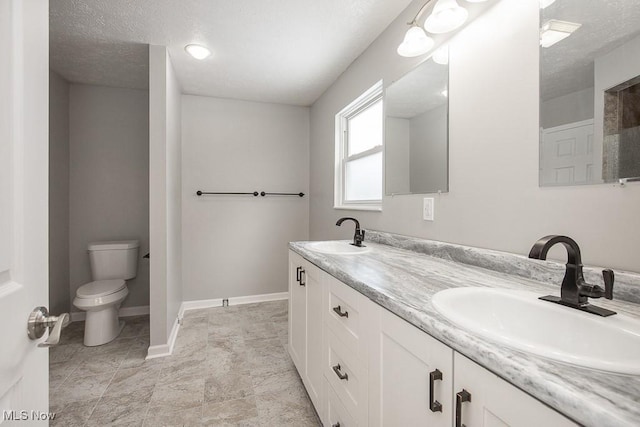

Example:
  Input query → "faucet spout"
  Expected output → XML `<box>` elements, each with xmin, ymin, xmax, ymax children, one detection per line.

<box><xmin>528</xmin><ymin>235</ymin><xmax>616</xmax><ymax>317</ymax></box>
<box><xmin>336</xmin><ymin>217</ymin><xmax>365</xmax><ymax>247</ymax></box>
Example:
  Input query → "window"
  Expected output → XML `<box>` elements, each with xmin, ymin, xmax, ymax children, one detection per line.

<box><xmin>335</xmin><ymin>81</ymin><xmax>384</xmax><ymax>210</ymax></box>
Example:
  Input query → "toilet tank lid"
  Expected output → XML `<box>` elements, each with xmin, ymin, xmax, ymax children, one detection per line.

<box><xmin>88</xmin><ymin>240</ymin><xmax>140</xmax><ymax>251</ymax></box>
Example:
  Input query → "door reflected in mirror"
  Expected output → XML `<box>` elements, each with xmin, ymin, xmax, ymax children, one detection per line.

<box><xmin>385</xmin><ymin>55</ymin><xmax>449</xmax><ymax>195</ymax></box>
<box><xmin>540</xmin><ymin>0</ymin><xmax>640</xmax><ymax>187</ymax></box>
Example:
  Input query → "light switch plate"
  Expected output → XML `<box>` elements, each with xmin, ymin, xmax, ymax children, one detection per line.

<box><xmin>423</xmin><ymin>197</ymin><xmax>434</xmax><ymax>221</ymax></box>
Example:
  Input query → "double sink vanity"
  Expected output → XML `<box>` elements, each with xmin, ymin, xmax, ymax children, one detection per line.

<box><xmin>287</xmin><ymin>230</ymin><xmax>640</xmax><ymax>427</ymax></box>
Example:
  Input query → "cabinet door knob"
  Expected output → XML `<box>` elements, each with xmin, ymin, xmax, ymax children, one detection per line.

<box><xmin>332</xmin><ymin>305</ymin><xmax>349</xmax><ymax>318</ymax></box>
<box><xmin>332</xmin><ymin>423</ymin><xmax>341</xmax><ymax>427</ymax></box>
<box><xmin>429</xmin><ymin>369</ymin><xmax>443</xmax><ymax>413</ymax></box>
<box><xmin>455</xmin><ymin>389</ymin><xmax>472</xmax><ymax>427</ymax></box>
<box><xmin>332</xmin><ymin>363</ymin><xmax>349</xmax><ymax>381</ymax></box>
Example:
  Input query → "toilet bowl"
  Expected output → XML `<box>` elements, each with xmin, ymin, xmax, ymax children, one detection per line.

<box><xmin>73</xmin><ymin>279</ymin><xmax>129</xmax><ymax>346</ymax></box>
<box><xmin>73</xmin><ymin>240</ymin><xmax>139</xmax><ymax>346</ymax></box>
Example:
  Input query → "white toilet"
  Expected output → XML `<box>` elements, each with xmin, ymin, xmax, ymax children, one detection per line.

<box><xmin>73</xmin><ymin>240</ymin><xmax>140</xmax><ymax>346</ymax></box>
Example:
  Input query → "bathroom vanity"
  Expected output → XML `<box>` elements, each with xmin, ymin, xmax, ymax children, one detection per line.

<box><xmin>287</xmin><ymin>231</ymin><xmax>640</xmax><ymax>427</ymax></box>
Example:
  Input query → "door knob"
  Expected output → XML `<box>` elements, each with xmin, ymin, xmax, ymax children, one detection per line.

<box><xmin>27</xmin><ymin>306</ymin><xmax>70</xmax><ymax>347</ymax></box>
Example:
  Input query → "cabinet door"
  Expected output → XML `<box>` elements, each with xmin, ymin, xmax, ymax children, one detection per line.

<box><xmin>369</xmin><ymin>303</ymin><xmax>453</xmax><ymax>427</ymax></box>
<box><xmin>304</xmin><ymin>262</ymin><xmax>324</xmax><ymax>412</ymax></box>
<box><xmin>453</xmin><ymin>353</ymin><xmax>577</xmax><ymax>427</ymax></box>
<box><xmin>288</xmin><ymin>251</ymin><xmax>306</xmax><ymax>373</ymax></box>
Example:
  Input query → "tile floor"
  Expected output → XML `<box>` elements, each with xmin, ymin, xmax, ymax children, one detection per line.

<box><xmin>49</xmin><ymin>300</ymin><xmax>321</xmax><ymax>426</ymax></box>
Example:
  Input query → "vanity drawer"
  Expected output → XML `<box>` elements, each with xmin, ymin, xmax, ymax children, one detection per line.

<box><xmin>325</xmin><ymin>274</ymin><xmax>366</xmax><ymax>357</ymax></box>
<box><xmin>325</xmin><ymin>328</ymin><xmax>367</xmax><ymax>425</ymax></box>
<box><xmin>326</xmin><ymin>379</ymin><xmax>358</xmax><ymax>427</ymax></box>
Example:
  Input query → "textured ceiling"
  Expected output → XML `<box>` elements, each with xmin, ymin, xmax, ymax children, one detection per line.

<box><xmin>541</xmin><ymin>0</ymin><xmax>640</xmax><ymax>101</ymax></box>
<box><xmin>386</xmin><ymin>58</ymin><xmax>448</xmax><ymax>119</ymax></box>
<box><xmin>50</xmin><ymin>0</ymin><xmax>414</xmax><ymax>106</ymax></box>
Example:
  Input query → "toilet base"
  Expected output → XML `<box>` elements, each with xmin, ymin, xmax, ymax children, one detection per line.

<box><xmin>83</xmin><ymin>306</ymin><xmax>126</xmax><ymax>346</ymax></box>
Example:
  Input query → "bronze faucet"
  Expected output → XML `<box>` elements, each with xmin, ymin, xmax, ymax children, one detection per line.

<box><xmin>529</xmin><ymin>235</ymin><xmax>616</xmax><ymax>317</ymax></box>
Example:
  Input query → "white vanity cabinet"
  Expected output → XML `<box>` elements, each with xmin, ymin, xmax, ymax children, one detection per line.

<box><xmin>369</xmin><ymin>305</ymin><xmax>453</xmax><ymax>427</ymax></box>
<box><xmin>288</xmin><ymin>249</ymin><xmax>577</xmax><ymax>427</ymax></box>
<box><xmin>323</xmin><ymin>274</ymin><xmax>371</xmax><ymax>426</ymax></box>
<box><xmin>453</xmin><ymin>353</ymin><xmax>577</xmax><ymax>427</ymax></box>
<box><xmin>288</xmin><ymin>251</ymin><xmax>324</xmax><ymax>415</ymax></box>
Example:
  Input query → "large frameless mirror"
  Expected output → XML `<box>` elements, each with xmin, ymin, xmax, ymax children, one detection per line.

<box><xmin>539</xmin><ymin>0</ymin><xmax>640</xmax><ymax>187</ymax></box>
<box><xmin>385</xmin><ymin>54</ymin><xmax>449</xmax><ymax>195</ymax></box>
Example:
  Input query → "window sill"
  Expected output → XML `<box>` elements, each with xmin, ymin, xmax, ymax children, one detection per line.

<box><xmin>333</xmin><ymin>205</ymin><xmax>382</xmax><ymax>212</ymax></box>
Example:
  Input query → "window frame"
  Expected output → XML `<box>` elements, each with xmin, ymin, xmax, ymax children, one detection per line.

<box><xmin>334</xmin><ymin>80</ymin><xmax>384</xmax><ymax>211</ymax></box>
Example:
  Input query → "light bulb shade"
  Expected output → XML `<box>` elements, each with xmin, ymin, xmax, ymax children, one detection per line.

<box><xmin>397</xmin><ymin>26</ymin><xmax>434</xmax><ymax>57</ymax></box>
<box><xmin>424</xmin><ymin>0</ymin><xmax>468</xmax><ymax>34</ymax></box>
<box><xmin>185</xmin><ymin>44</ymin><xmax>211</xmax><ymax>60</ymax></box>
<box><xmin>432</xmin><ymin>45</ymin><xmax>449</xmax><ymax>65</ymax></box>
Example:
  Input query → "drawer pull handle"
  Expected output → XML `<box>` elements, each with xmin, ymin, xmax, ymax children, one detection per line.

<box><xmin>332</xmin><ymin>364</ymin><xmax>348</xmax><ymax>381</ymax></box>
<box><xmin>333</xmin><ymin>305</ymin><xmax>349</xmax><ymax>318</ymax></box>
<box><xmin>299</xmin><ymin>269</ymin><xmax>306</xmax><ymax>286</ymax></box>
<box><xmin>296</xmin><ymin>266</ymin><xmax>302</xmax><ymax>282</ymax></box>
<box><xmin>429</xmin><ymin>369</ymin><xmax>443</xmax><ymax>413</ymax></box>
<box><xmin>455</xmin><ymin>389</ymin><xmax>471</xmax><ymax>427</ymax></box>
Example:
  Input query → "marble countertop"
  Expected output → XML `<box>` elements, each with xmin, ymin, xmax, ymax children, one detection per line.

<box><xmin>289</xmin><ymin>235</ymin><xmax>640</xmax><ymax>427</ymax></box>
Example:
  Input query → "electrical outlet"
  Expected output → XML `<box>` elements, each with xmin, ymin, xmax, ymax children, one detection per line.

<box><xmin>423</xmin><ymin>197</ymin><xmax>434</xmax><ymax>221</ymax></box>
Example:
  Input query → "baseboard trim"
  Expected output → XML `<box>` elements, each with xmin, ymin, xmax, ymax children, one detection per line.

<box><xmin>146</xmin><ymin>316</ymin><xmax>180</xmax><ymax>360</ymax></box>
<box><xmin>181</xmin><ymin>291</ymin><xmax>288</xmax><ymax>312</ymax></box>
<box><xmin>69</xmin><ymin>305</ymin><xmax>150</xmax><ymax>322</ymax></box>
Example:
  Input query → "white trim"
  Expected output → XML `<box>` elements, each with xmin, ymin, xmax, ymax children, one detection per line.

<box><xmin>181</xmin><ymin>291</ymin><xmax>288</xmax><ymax>312</ymax></box>
<box><xmin>69</xmin><ymin>305</ymin><xmax>150</xmax><ymax>322</ymax></box>
<box><xmin>145</xmin><ymin>292</ymin><xmax>287</xmax><ymax>360</ymax></box>
<box><xmin>335</xmin><ymin>80</ymin><xmax>384</xmax><ymax>210</ymax></box>
<box><xmin>146</xmin><ymin>316</ymin><xmax>180</xmax><ymax>359</ymax></box>
<box><xmin>333</xmin><ymin>205</ymin><xmax>383</xmax><ymax>212</ymax></box>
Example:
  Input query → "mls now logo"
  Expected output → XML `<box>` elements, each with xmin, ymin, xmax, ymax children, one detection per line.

<box><xmin>3</xmin><ymin>410</ymin><xmax>56</xmax><ymax>421</ymax></box>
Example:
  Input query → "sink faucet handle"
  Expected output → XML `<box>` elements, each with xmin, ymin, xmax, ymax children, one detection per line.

<box><xmin>602</xmin><ymin>269</ymin><xmax>614</xmax><ymax>300</ymax></box>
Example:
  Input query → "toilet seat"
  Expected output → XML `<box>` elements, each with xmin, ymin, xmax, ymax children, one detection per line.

<box><xmin>76</xmin><ymin>279</ymin><xmax>126</xmax><ymax>298</ymax></box>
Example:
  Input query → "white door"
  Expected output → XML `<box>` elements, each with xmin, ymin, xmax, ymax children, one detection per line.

<box><xmin>453</xmin><ymin>353</ymin><xmax>576</xmax><ymax>427</ymax></box>
<box><xmin>369</xmin><ymin>305</ymin><xmax>453</xmax><ymax>427</ymax></box>
<box><xmin>288</xmin><ymin>252</ymin><xmax>306</xmax><ymax>372</ymax></box>
<box><xmin>0</xmin><ymin>0</ymin><xmax>51</xmax><ymax>424</ymax></box>
<box><xmin>540</xmin><ymin>119</ymin><xmax>597</xmax><ymax>186</ymax></box>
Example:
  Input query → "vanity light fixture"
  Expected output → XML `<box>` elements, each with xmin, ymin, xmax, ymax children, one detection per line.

<box><xmin>432</xmin><ymin>45</ymin><xmax>449</xmax><ymax>65</ymax></box>
<box><xmin>185</xmin><ymin>44</ymin><xmax>211</xmax><ymax>60</ymax></box>
<box><xmin>397</xmin><ymin>0</ymin><xmax>468</xmax><ymax>57</ymax></box>
<box><xmin>424</xmin><ymin>0</ymin><xmax>468</xmax><ymax>34</ymax></box>
<box><xmin>397</xmin><ymin>25</ymin><xmax>435</xmax><ymax>57</ymax></box>
<box><xmin>540</xmin><ymin>20</ymin><xmax>581</xmax><ymax>48</ymax></box>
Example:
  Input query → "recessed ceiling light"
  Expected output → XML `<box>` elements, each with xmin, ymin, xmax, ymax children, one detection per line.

<box><xmin>540</xmin><ymin>20</ymin><xmax>581</xmax><ymax>48</ymax></box>
<box><xmin>185</xmin><ymin>44</ymin><xmax>211</xmax><ymax>60</ymax></box>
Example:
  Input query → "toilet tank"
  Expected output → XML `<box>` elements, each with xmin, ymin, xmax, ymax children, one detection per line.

<box><xmin>88</xmin><ymin>240</ymin><xmax>140</xmax><ymax>280</ymax></box>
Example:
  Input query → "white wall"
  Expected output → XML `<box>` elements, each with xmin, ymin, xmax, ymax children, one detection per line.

<box><xmin>149</xmin><ymin>45</ymin><xmax>183</xmax><ymax>350</ymax></box>
<box><xmin>69</xmin><ymin>84</ymin><xmax>150</xmax><ymax>309</ymax></box>
<box><xmin>49</xmin><ymin>71</ymin><xmax>70</xmax><ymax>315</ymax></box>
<box><xmin>541</xmin><ymin>87</ymin><xmax>594</xmax><ymax>129</ymax></box>
<box><xmin>309</xmin><ymin>0</ymin><xmax>640</xmax><ymax>273</ymax></box>
<box><xmin>409</xmin><ymin>105</ymin><xmax>448</xmax><ymax>193</ymax></box>
<box><xmin>181</xmin><ymin>95</ymin><xmax>310</xmax><ymax>301</ymax></box>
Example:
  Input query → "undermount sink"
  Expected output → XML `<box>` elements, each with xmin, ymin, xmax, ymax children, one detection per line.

<box><xmin>307</xmin><ymin>241</ymin><xmax>371</xmax><ymax>255</ymax></box>
<box><xmin>431</xmin><ymin>287</ymin><xmax>640</xmax><ymax>374</ymax></box>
